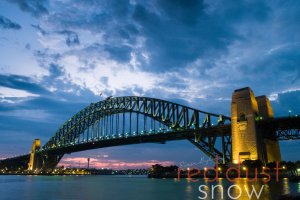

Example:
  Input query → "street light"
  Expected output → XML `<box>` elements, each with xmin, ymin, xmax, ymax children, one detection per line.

<box><xmin>288</xmin><ymin>110</ymin><xmax>292</xmax><ymax>117</ymax></box>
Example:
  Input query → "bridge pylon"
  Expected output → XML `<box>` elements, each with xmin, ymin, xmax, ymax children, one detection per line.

<box><xmin>28</xmin><ymin>139</ymin><xmax>41</xmax><ymax>171</ymax></box>
<box><xmin>231</xmin><ymin>87</ymin><xmax>281</xmax><ymax>164</ymax></box>
<box><xmin>256</xmin><ymin>95</ymin><xmax>281</xmax><ymax>163</ymax></box>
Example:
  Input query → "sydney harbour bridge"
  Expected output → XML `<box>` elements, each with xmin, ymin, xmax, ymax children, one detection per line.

<box><xmin>0</xmin><ymin>87</ymin><xmax>299</xmax><ymax>171</ymax></box>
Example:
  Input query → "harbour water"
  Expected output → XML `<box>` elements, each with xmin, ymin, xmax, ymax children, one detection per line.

<box><xmin>0</xmin><ymin>175</ymin><xmax>299</xmax><ymax>200</ymax></box>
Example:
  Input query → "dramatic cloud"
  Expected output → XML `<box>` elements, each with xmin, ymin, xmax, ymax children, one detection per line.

<box><xmin>0</xmin><ymin>74</ymin><xmax>49</xmax><ymax>95</ymax></box>
<box><xmin>0</xmin><ymin>15</ymin><xmax>21</xmax><ymax>30</ymax></box>
<box><xmin>7</xmin><ymin>0</ymin><xmax>48</xmax><ymax>17</ymax></box>
<box><xmin>0</xmin><ymin>84</ymin><xmax>39</xmax><ymax>104</ymax></box>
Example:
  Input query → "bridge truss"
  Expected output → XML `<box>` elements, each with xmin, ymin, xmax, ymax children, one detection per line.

<box><xmin>40</xmin><ymin>96</ymin><xmax>232</xmax><ymax>167</ymax></box>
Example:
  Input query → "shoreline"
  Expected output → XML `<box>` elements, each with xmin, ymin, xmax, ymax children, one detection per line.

<box><xmin>0</xmin><ymin>173</ymin><xmax>296</xmax><ymax>179</ymax></box>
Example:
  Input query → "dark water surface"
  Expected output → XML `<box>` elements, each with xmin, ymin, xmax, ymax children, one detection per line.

<box><xmin>0</xmin><ymin>175</ymin><xmax>299</xmax><ymax>200</ymax></box>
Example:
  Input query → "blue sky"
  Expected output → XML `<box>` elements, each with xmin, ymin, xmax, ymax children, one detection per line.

<box><xmin>0</xmin><ymin>0</ymin><xmax>299</xmax><ymax>168</ymax></box>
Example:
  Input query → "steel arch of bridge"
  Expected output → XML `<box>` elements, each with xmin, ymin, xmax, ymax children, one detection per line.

<box><xmin>41</xmin><ymin>96</ymin><xmax>232</xmax><ymax>164</ymax></box>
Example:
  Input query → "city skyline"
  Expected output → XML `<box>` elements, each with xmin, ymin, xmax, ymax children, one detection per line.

<box><xmin>0</xmin><ymin>0</ymin><xmax>299</xmax><ymax>169</ymax></box>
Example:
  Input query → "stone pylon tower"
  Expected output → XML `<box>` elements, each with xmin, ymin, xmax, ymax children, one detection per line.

<box><xmin>256</xmin><ymin>96</ymin><xmax>281</xmax><ymax>162</ymax></box>
<box><xmin>231</xmin><ymin>87</ymin><xmax>281</xmax><ymax>164</ymax></box>
<box><xmin>28</xmin><ymin>139</ymin><xmax>41</xmax><ymax>171</ymax></box>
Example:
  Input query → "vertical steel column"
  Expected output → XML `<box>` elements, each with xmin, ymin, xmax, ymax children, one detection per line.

<box><xmin>136</xmin><ymin>99</ymin><xmax>139</xmax><ymax>135</ymax></box>
<box><xmin>117</xmin><ymin>113</ymin><xmax>119</xmax><ymax>134</ymax></box>
<box><xmin>185</xmin><ymin>109</ymin><xmax>189</xmax><ymax>128</ymax></box>
<box><xmin>86</xmin><ymin>113</ymin><xmax>89</xmax><ymax>142</ymax></box>
<box><xmin>123</xmin><ymin>112</ymin><xmax>125</xmax><ymax>134</ymax></box>
<box><xmin>137</xmin><ymin>113</ymin><xmax>139</xmax><ymax>135</ymax></box>
<box><xmin>130</xmin><ymin>111</ymin><xmax>132</xmax><ymax>134</ymax></box>
<box><xmin>144</xmin><ymin>100</ymin><xmax>147</xmax><ymax>132</ymax></box>
<box><xmin>100</xmin><ymin>117</ymin><xmax>103</xmax><ymax>138</ymax></box>
<box><xmin>115</xmin><ymin>113</ymin><xmax>117</xmax><ymax>136</ymax></box>
<box><xmin>221</xmin><ymin>134</ymin><xmax>226</xmax><ymax>164</ymax></box>
<box><xmin>106</xmin><ymin>114</ymin><xmax>108</xmax><ymax>137</ymax></box>
<box><xmin>97</xmin><ymin>119</ymin><xmax>100</xmax><ymax>140</ymax></box>
<box><xmin>110</xmin><ymin>114</ymin><xmax>113</xmax><ymax>136</ymax></box>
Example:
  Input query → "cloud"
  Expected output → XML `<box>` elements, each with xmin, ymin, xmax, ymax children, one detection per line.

<box><xmin>2</xmin><ymin>0</ymin><xmax>299</xmax><ymax>106</ymax></box>
<box><xmin>269</xmin><ymin>88</ymin><xmax>300</xmax><ymax>102</ymax></box>
<box><xmin>25</xmin><ymin>43</ymin><xmax>31</xmax><ymax>50</ymax></box>
<box><xmin>31</xmin><ymin>24</ymin><xmax>47</xmax><ymax>35</ymax></box>
<box><xmin>0</xmin><ymin>109</ymin><xmax>52</xmax><ymax>122</ymax></box>
<box><xmin>7</xmin><ymin>0</ymin><xmax>296</xmax><ymax>112</ymax></box>
<box><xmin>104</xmin><ymin>44</ymin><xmax>131</xmax><ymax>62</ymax></box>
<box><xmin>57</xmin><ymin>30</ymin><xmax>80</xmax><ymax>46</ymax></box>
<box><xmin>156</xmin><ymin>0</ymin><xmax>206</xmax><ymax>25</ymax></box>
<box><xmin>271</xmin><ymin>90</ymin><xmax>300</xmax><ymax>116</ymax></box>
<box><xmin>24</xmin><ymin>0</ymin><xmax>280</xmax><ymax>101</ymax></box>
<box><xmin>0</xmin><ymin>86</ymin><xmax>38</xmax><ymax>99</ymax></box>
<box><xmin>0</xmin><ymin>74</ymin><xmax>49</xmax><ymax>95</ymax></box>
<box><xmin>56</xmin><ymin>54</ymin><xmax>162</xmax><ymax>96</ymax></box>
<box><xmin>7</xmin><ymin>0</ymin><xmax>48</xmax><ymax>17</ymax></box>
<box><xmin>48</xmin><ymin>63</ymin><xmax>64</xmax><ymax>78</ymax></box>
<box><xmin>0</xmin><ymin>15</ymin><xmax>21</xmax><ymax>30</ymax></box>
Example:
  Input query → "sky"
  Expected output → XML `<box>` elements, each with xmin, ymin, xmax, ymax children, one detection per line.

<box><xmin>0</xmin><ymin>0</ymin><xmax>299</xmax><ymax>169</ymax></box>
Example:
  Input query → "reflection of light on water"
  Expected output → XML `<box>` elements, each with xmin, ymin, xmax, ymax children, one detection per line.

<box><xmin>232</xmin><ymin>179</ymin><xmax>268</xmax><ymax>200</ymax></box>
<box><xmin>263</xmin><ymin>182</ymin><xmax>270</xmax><ymax>194</ymax></box>
<box><xmin>186</xmin><ymin>185</ymin><xmax>192</xmax><ymax>193</ymax></box>
<box><xmin>298</xmin><ymin>182</ymin><xmax>300</xmax><ymax>193</ymax></box>
<box><xmin>212</xmin><ymin>184</ymin><xmax>224</xmax><ymax>199</ymax></box>
<box><xmin>232</xmin><ymin>179</ymin><xmax>248</xmax><ymax>200</ymax></box>
<box><xmin>201</xmin><ymin>185</ymin><xmax>209</xmax><ymax>191</ymax></box>
<box><xmin>283</xmin><ymin>178</ymin><xmax>290</xmax><ymax>195</ymax></box>
<box><xmin>185</xmin><ymin>178</ymin><xmax>193</xmax><ymax>195</ymax></box>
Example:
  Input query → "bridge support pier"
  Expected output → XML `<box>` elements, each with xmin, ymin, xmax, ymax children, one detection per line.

<box><xmin>256</xmin><ymin>96</ymin><xmax>281</xmax><ymax>162</ymax></box>
<box><xmin>28</xmin><ymin>139</ymin><xmax>41</xmax><ymax>171</ymax></box>
<box><xmin>231</xmin><ymin>87</ymin><xmax>281</xmax><ymax>164</ymax></box>
<box><xmin>28</xmin><ymin>139</ymin><xmax>63</xmax><ymax>171</ymax></box>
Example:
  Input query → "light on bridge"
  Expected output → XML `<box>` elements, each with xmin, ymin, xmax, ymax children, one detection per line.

<box><xmin>233</xmin><ymin>160</ymin><xmax>239</xmax><ymax>164</ymax></box>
